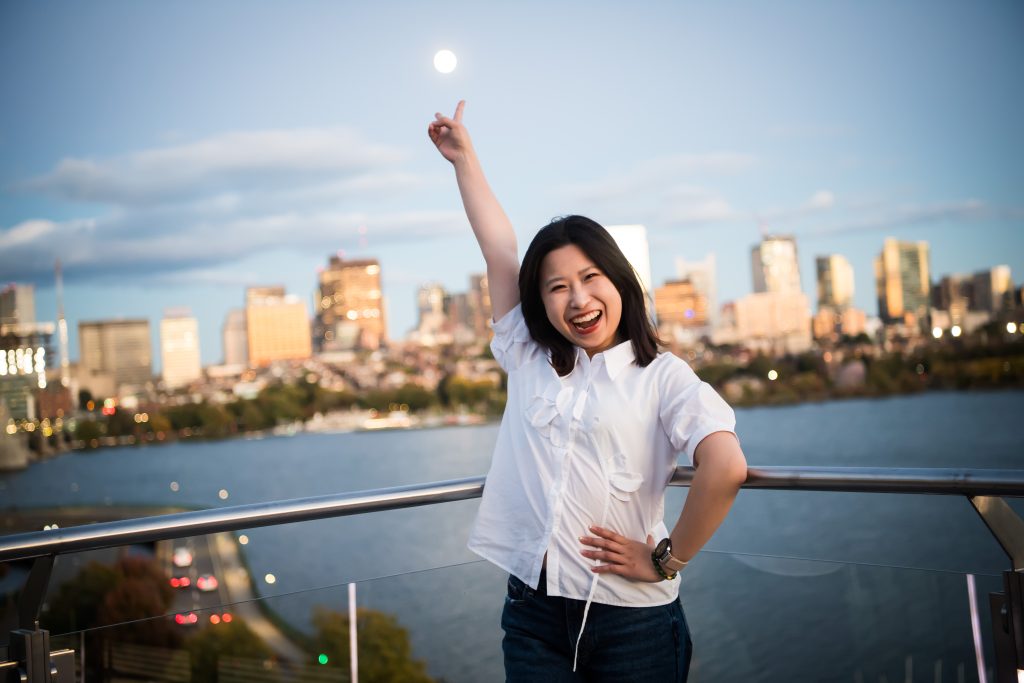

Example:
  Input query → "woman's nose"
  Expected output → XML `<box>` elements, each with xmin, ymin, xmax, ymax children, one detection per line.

<box><xmin>569</xmin><ymin>284</ymin><xmax>591</xmax><ymax>308</ymax></box>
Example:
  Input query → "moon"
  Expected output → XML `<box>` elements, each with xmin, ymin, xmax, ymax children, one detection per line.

<box><xmin>433</xmin><ymin>49</ymin><xmax>457</xmax><ymax>74</ymax></box>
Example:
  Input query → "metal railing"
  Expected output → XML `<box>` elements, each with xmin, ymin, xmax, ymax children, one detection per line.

<box><xmin>2</xmin><ymin>465</ymin><xmax>1024</xmax><ymax>681</ymax></box>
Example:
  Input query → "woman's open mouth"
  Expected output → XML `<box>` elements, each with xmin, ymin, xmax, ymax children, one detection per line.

<box><xmin>570</xmin><ymin>310</ymin><xmax>602</xmax><ymax>334</ymax></box>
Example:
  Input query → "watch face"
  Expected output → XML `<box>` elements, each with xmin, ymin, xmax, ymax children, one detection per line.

<box><xmin>654</xmin><ymin>538</ymin><xmax>671</xmax><ymax>560</ymax></box>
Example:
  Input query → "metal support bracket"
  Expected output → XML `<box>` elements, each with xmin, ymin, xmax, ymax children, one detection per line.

<box><xmin>1</xmin><ymin>628</ymin><xmax>74</xmax><ymax>683</ymax></box>
<box><xmin>969</xmin><ymin>496</ymin><xmax>1024</xmax><ymax>570</ymax></box>
<box><xmin>972</xmin><ymin>497</ymin><xmax>1024</xmax><ymax>682</ymax></box>
<box><xmin>16</xmin><ymin>555</ymin><xmax>55</xmax><ymax>631</ymax></box>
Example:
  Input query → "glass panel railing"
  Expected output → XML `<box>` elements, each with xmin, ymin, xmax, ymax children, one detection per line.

<box><xmin>33</xmin><ymin>550</ymin><xmax>1003</xmax><ymax>682</ymax></box>
<box><xmin>41</xmin><ymin>559</ymin><xmax>507</xmax><ymax>682</ymax></box>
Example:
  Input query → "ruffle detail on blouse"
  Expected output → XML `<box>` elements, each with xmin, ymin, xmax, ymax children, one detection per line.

<box><xmin>525</xmin><ymin>382</ymin><xmax>587</xmax><ymax>448</ymax></box>
<box><xmin>607</xmin><ymin>452</ymin><xmax>643</xmax><ymax>501</ymax></box>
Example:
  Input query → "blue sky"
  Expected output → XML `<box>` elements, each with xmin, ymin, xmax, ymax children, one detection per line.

<box><xmin>2</xmin><ymin>1</ymin><xmax>1022</xmax><ymax>367</ymax></box>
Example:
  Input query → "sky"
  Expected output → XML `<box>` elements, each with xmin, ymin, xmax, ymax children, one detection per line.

<box><xmin>2</xmin><ymin>1</ymin><xmax>1022</xmax><ymax>369</ymax></box>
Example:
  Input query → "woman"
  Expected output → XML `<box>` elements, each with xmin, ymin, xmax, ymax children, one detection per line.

<box><xmin>429</xmin><ymin>101</ymin><xmax>748</xmax><ymax>682</ymax></box>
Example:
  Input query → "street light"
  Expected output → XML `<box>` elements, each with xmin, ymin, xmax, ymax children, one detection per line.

<box><xmin>932</xmin><ymin>327</ymin><xmax>943</xmax><ymax>339</ymax></box>
<box><xmin>951</xmin><ymin>325</ymin><xmax>962</xmax><ymax>338</ymax></box>
<box><xmin>1008</xmin><ymin>322</ymin><xmax>1019</xmax><ymax>334</ymax></box>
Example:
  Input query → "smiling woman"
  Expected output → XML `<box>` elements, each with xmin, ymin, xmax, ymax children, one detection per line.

<box><xmin>428</xmin><ymin>100</ymin><xmax>748</xmax><ymax>681</ymax></box>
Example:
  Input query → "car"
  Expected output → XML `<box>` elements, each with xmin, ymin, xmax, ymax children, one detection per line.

<box><xmin>196</xmin><ymin>574</ymin><xmax>219</xmax><ymax>592</ymax></box>
<box><xmin>169</xmin><ymin>575</ymin><xmax>191</xmax><ymax>588</ymax></box>
<box><xmin>172</xmin><ymin>547</ymin><xmax>193</xmax><ymax>568</ymax></box>
<box><xmin>174</xmin><ymin>612</ymin><xmax>198</xmax><ymax>626</ymax></box>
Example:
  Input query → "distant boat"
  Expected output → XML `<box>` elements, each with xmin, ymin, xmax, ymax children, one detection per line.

<box><xmin>362</xmin><ymin>410</ymin><xmax>418</xmax><ymax>431</ymax></box>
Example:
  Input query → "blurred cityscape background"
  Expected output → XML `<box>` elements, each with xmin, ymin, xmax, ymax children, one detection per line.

<box><xmin>1</xmin><ymin>3</ymin><xmax>1023</xmax><ymax>679</ymax></box>
<box><xmin>2</xmin><ymin>222</ymin><xmax>1023</xmax><ymax>465</ymax></box>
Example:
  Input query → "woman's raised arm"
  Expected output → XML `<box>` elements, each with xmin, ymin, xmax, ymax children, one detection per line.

<box><xmin>428</xmin><ymin>101</ymin><xmax>519</xmax><ymax>320</ymax></box>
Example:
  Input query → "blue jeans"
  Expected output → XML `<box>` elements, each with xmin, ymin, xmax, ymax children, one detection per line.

<box><xmin>501</xmin><ymin>573</ymin><xmax>692</xmax><ymax>682</ymax></box>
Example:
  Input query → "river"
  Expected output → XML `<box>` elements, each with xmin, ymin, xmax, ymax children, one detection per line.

<box><xmin>2</xmin><ymin>390</ymin><xmax>1022</xmax><ymax>682</ymax></box>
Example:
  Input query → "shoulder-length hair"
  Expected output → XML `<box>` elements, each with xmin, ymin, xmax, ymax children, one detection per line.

<box><xmin>518</xmin><ymin>215</ymin><xmax>660</xmax><ymax>376</ymax></box>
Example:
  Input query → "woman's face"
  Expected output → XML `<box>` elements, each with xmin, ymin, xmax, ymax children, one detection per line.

<box><xmin>538</xmin><ymin>244</ymin><xmax>623</xmax><ymax>357</ymax></box>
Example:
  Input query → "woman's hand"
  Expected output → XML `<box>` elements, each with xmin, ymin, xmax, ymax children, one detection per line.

<box><xmin>428</xmin><ymin>100</ymin><xmax>473</xmax><ymax>165</ymax></box>
<box><xmin>580</xmin><ymin>525</ymin><xmax>662</xmax><ymax>583</ymax></box>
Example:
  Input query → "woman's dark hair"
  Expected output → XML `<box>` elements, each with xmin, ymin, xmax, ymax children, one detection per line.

<box><xmin>519</xmin><ymin>215</ymin><xmax>660</xmax><ymax>376</ymax></box>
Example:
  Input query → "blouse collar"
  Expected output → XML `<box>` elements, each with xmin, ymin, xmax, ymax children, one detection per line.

<box><xmin>572</xmin><ymin>339</ymin><xmax>635</xmax><ymax>381</ymax></box>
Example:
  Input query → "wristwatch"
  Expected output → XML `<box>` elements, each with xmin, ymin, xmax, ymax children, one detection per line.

<box><xmin>652</xmin><ymin>538</ymin><xmax>688</xmax><ymax>580</ymax></box>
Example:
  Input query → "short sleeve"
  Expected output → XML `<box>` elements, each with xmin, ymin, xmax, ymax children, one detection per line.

<box><xmin>657</xmin><ymin>354</ymin><xmax>737</xmax><ymax>466</ymax></box>
<box><xmin>489</xmin><ymin>304</ymin><xmax>541</xmax><ymax>373</ymax></box>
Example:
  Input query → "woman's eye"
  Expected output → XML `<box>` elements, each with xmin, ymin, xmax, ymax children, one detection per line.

<box><xmin>584</xmin><ymin>272</ymin><xmax>599</xmax><ymax>280</ymax></box>
<box><xmin>550</xmin><ymin>284</ymin><xmax>566</xmax><ymax>293</ymax></box>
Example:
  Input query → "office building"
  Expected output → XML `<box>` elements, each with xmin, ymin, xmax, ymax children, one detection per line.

<box><xmin>874</xmin><ymin>238</ymin><xmax>931</xmax><ymax>327</ymax></box>
<box><xmin>415</xmin><ymin>282</ymin><xmax>449</xmax><ymax>345</ymax></box>
<box><xmin>314</xmin><ymin>257</ymin><xmax>386</xmax><ymax>351</ymax></box>
<box><xmin>78</xmin><ymin>319</ymin><xmax>152</xmax><ymax>394</ymax></box>
<box><xmin>676</xmin><ymin>254</ymin><xmax>717</xmax><ymax>329</ymax></box>
<box><xmin>469</xmin><ymin>274</ymin><xmax>492</xmax><ymax>338</ymax></box>
<box><xmin>752</xmin><ymin>236</ymin><xmax>802</xmax><ymax>295</ymax></box>
<box><xmin>816</xmin><ymin>255</ymin><xmax>855</xmax><ymax>311</ymax></box>
<box><xmin>0</xmin><ymin>284</ymin><xmax>35</xmax><ymax>326</ymax></box>
<box><xmin>716</xmin><ymin>291</ymin><xmax>812</xmax><ymax>354</ymax></box>
<box><xmin>222</xmin><ymin>309</ymin><xmax>248</xmax><ymax>367</ymax></box>
<box><xmin>607</xmin><ymin>224</ymin><xmax>654</xmax><ymax>313</ymax></box>
<box><xmin>654</xmin><ymin>279</ymin><xmax>708</xmax><ymax>343</ymax></box>
<box><xmin>972</xmin><ymin>265</ymin><xmax>1013</xmax><ymax>312</ymax></box>
<box><xmin>160</xmin><ymin>309</ymin><xmax>201</xmax><ymax>390</ymax></box>
<box><xmin>0</xmin><ymin>322</ymin><xmax>53</xmax><ymax>420</ymax></box>
<box><xmin>246</xmin><ymin>287</ymin><xmax>312</xmax><ymax>366</ymax></box>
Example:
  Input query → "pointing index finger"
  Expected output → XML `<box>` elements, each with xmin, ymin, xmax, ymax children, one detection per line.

<box><xmin>454</xmin><ymin>100</ymin><xmax>465</xmax><ymax>122</ymax></box>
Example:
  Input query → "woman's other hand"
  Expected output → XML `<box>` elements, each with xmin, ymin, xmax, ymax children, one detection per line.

<box><xmin>428</xmin><ymin>100</ymin><xmax>472</xmax><ymax>165</ymax></box>
<box><xmin>580</xmin><ymin>525</ymin><xmax>662</xmax><ymax>583</ymax></box>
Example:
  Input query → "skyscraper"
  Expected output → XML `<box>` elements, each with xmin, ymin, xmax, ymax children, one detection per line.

<box><xmin>160</xmin><ymin>309</ymin><xmax>201</xmax><ymax>390</ymax></box>
<box><xmin>0</xmin><ymin>284</ymin><xmax>35</xmax><ymax>325</ymax></box>
<box><xmin>314</xmin><ymin>256</ymin><xmax>386</xmax><ymax>351</ymax></box>
<box><xmin>221</xmin><ymin>309</ymin><xmax>248</xmax><ymax>367</ymax></box>
<box><xmin>815</xmin><ymin>255</ymin><xmax>855</xmax><ymax>311</ymax></box>
<box><xmin>606</xmin><ymin>224</ymin><xmax>654</xmax><ymax>315</ymax></box>
<box><xmin>468</xmin><ymin>274</ymin><xmax>492</xmax><ymax>339</ymax></box>
<box><xmin>654</xmin><ymin>279</ymin><xmax>708</xmax><ymax>343</ymax></box>
<box><xmin>971</xmin><ymin>265</ymin><xmax>1013</xmax><ymax>312</ymax></box>
<box><xmin>676</xmin><ymin>254</ymin><xmax>718</xmax><ymax>329</ymax></box>
<box><xmin>874</xmin><ymin>238</ymin><xmax>931</xmax><ymax>326</ymax></box>
<box><xmin>79</xmin><ymin>319</ymin><xmax>152</xmax><ymax>394</ymax></box>
<box><xmin>752</xmin><ymin>236</ymin><xmax>801</xmax><ymax>294</ymax></box>
<box><xmin>415</xmin><ymin>282</ymin><xmax>448</xmax><ymax>344</ymax></box>
<box><xmin>245</xmin><ymin>287</ymin><xmax>312</xmax><ymax>366</ymax></box>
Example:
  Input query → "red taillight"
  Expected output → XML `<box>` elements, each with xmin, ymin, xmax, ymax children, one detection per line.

<box><xmin>210</xmin><ymin>614</ymin><xmax>221</xmax><ymax>625</ymax></box>
<box><xmin>180</xmin><ymin>577</ymin><xmax>190</xmax><ymax>587</ymax></box>
<box><xmin>170</xmin><ymin>578</ymin><xmax>179</xmax><ymax>587</ymax></box>
<box><xmin>189</xmin><ymin>613</ymin><xmax>198</xmax><ymax>624</ymax></box>
<box><xmin>222</xmin><ymin>613</ymin><xmax>232</xmax><ymax>623</ymax></box>
<box><xmin>174</xmin><ymin>614</ymin><xmax>185</xmax><ymax>624</ymax></box>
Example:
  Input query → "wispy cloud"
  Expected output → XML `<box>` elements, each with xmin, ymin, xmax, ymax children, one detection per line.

<box><xmin>804</xmin><ymin>199</ymin><xmax>1002</xmax><ymax>237</ymax></box>
<box><xmin>0</xmin><ymin>209</ymin><xmax>466</xmax><ymax>284</ymax></box>
<box><xmin>20</xmin><ymin>128</ymin><xmax>407</xmax><ymax>206</ymax></box>
<box><xmin>2</xmin><ymin>126</ymin><xmax>455</xmax><ymax>284</ymax></box>
<box><xmin>558</xmin><ymin>152</ymin><xmax>758</xmax><ymax>205</ymax></box>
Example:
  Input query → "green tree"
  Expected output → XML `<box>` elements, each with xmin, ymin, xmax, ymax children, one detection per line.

<box><xmin>311</xmin><ymin>607</ymin><xmax>434</xmax><ymax>683</ymax></box>
<box><xmin>185</xmin><ymin>619</ymin><xmax>277</xmax><ymax>683</ymax></box>
<box><xmin>74</xmin><ymin>419</ymin><xmax>104</xmax><ymax>444</ymax></box>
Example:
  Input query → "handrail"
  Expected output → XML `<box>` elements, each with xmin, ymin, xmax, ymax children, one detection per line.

<box><xmin>2</xmin><ymin>466</ymin><xmax>1023</xmax><ymax>563</ymax></box>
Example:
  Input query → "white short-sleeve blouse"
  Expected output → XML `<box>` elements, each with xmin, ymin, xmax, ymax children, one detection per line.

<box><xmin>468</xmin><ymin>304</ymin><xmax>737</xmax><ymax>609</ymax></box>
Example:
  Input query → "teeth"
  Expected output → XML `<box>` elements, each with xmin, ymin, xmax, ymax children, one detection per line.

<box><xmin>571</xmin><ymin>311</ymin><xmax>600</xmax><ymax>324</ymax></box>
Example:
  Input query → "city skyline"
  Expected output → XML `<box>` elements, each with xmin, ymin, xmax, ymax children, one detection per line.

<box><xmin>2</xmin><ymin>2</ymin><xmax>1022</xmax><ymax>366</ymax></box>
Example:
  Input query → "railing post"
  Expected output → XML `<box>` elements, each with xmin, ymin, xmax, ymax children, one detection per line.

<box><xmin>0</xmin><ymin>555</ymin><xmax>75</xmax><ymax>682</ymax></box>
<box><xmin>969</xmin><ymin>496</ymin><xmax>1024</xmax><ymax>682</ymax></box>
